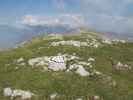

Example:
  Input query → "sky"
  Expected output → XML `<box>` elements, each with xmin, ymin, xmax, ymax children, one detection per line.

<box><xmin>0</xmin><ymin>0</ymin><xmax>133</xmax><ymax>34</ymax></box>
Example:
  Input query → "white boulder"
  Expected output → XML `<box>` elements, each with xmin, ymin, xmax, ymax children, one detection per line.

<box><xmin>48</xmin><ymin>56</ymin><xmax>66</xmax><ymax>71</ymax></box>
<box><xmin>75</xmin><ymin>65</ymin><xmax>90</xmax><ymax>76</ymax></box>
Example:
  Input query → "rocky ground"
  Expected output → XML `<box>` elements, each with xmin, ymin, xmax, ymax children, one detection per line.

<box><xmin>0</xmin><ymin>32</ymin><xmax>133</xmax><ymax>100</ymax></box>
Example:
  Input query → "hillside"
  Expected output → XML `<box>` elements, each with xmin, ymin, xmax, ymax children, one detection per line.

<box><xmin>0</xmin><ymin>32</ymin><xmax>133</xmax><ymax>100</ymax></box>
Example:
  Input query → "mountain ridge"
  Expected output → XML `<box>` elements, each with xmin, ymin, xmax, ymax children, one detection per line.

<box><xmin>0</xmin><ymin>31</ymin><xmax>133</xmax><ymax>100</ymax></box>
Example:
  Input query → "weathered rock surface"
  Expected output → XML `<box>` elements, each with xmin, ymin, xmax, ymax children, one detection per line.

<box><xmin>48</xmin><ymin>56</ymin><xmax>66</xmax><ymax>71</ymax></box>
<box><xmin>3</xmin><ymin>87</ymin><xmax>34</xmax><ymax>100</ymax></box>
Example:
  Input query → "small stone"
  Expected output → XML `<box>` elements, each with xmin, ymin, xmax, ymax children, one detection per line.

<box><xmin>91</xmin><ymin>95</ymin><xmax>100</xmax><ymax>100</ymax></box>
<box><xmin>94</xmin><ymin>95</ymin><xmax>100</xmax><ymax>100</ymax></box>
<box><xmin>117</xmin><ymin>62</ymin><xmax>123</xmax><ymax>67</ymax></box>
<box><xmin>88</xmin><ymin>58</ymin><xmax>95</xmax><ymax>62</ymax></box>
<box><xmin>15</xmin><ymin>67</ymin><xmax>19</xmax><ymax>70</ymax></box>
<box><xmin>76</xmin><ymin>98</ymin><xmax>82</xmax><ymax>100</ymax></box>
<box><xmin>21</xmin><ymin>91</ymin><xmax>33</xmax><ymax>100</ymax></box>
<box><xmin>112</xmin><ymin>80</ymin><xmax>117</xmax><ymax>87</ymax></box>
<box><xmin>17</xmin><ymin>58</ymin><xmax>24</xmax><ymax>63</ymax></box>
<box><xmin>95</xmin><ymin>71</ymin><xmax>102</xmax><ymax>75</ymax></box>
<box><xmin>50</xmin><ymin>93</ymin><xmax>58</xmax><ymax>99</ymax></box>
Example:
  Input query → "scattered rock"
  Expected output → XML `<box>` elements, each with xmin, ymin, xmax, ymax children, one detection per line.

<box><xmin>51</xmin><ymin>40</ymin><xmax>100</xmax><ymax>48</ymax></box>
<box><xmin>112</xmin><ymin>39</ymin><xmax>126</xmax><ymax>43</ymax></box>
<box><xmin>19</xmin><ymin>62</ymin><xmax>26</xmax><ymax>66</ymax></box>
<box><xmin>102</xmin><ymin>39</ymin><xmax>112</xmax><ymax>44</ymax></box>
<box><xmin>94</xmin><ymin>70</ymin><xmax>102</xmax><ymax>75</ymax></box>
<box><xmin>51</xmin><ymin>40</ymin><xmax>81</xmax><ymax>47</ymax></box>
<box><xmin>76</xmin><ymin>65</ymin><xmax>90</xmax><ymax>76</ymax></box>
<box><xmin>102</xmin><ymin>38</ymin><xmax>126</xmax><ymax>44</ymax></box>
<box><xmin>76</xmin><ymin>98</ymin><xmax>83</xmax><ymax>100</ymax></box>
<box><xmin>93</xmin><ymin>95</ymin><xmax>100</xmax><ymax>100</ymax></box>
<box><xmin>28</xmin><ymin>54</ymin><xmax>80</xmax><ymax>69</ymax></box>
<box><xmin>90</xmin><ymin>95</ymin><xmax>101</xmax><ymax>100</ymax></box>
<box><xmin>112</xmin><ymin>62</ymin><xmax>131</xmax><ymax>71</ymax></box>
<box><xmin>28</xmin><ymin>54</ymin><xmax>98</xmax><ymax>77</ymax></box>
<box><xmin>3</xmin><ymin>88</ymin><xmax>34</xmax><ymax>100</ymax></box>
<box><xmin>15</xmin><ymin>57</ymin><xmax>26</xmax><ymax>66</ymax></box>
<box><xmin>88</xmin><ymin>58</ymin><xmax>95</xmax><ymax>62</ymax></box>
<box><xmin>112</xmin><ymin>80</ymin><xmax>117</xmax><ymax>87</ymax></box>
<box><xmin>28</xmin><ymin>57</ymin><xmax>49</xmax><ymax>67</ymax></box>
<box><xmin>17</xmin><ymin>58</ymin><xmax>24</xmax><ymax>63</ymax></box>
<box><xmin>50</xmin><ymin>93</ymin><xmax>60</xmax><ymax>100</ymax></box>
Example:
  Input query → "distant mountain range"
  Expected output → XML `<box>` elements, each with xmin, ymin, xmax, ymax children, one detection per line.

<box><xmin>0</xmin><ymin>24</ymin><xmax>132</xmax><ymax>48</ymax></box>
<box><xmin>103</xmin><ymin>32</ymin><xmax>133</xmax><ymax>41</ymax></box>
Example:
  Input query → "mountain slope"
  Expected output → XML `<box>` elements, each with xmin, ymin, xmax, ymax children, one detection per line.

<box><xmin>0</xmin><ymin>32</ymin><xmax>133</xmax><ymax>100</ymax></box>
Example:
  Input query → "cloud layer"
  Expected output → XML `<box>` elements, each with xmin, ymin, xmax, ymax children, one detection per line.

<box><xmin>22</xmin><ymin>14</ymin><xmax>86</xmax><ymax>29</ymax></box>
<box><xmin>20</xmin><ymin>0</ymin><xmax>133</xmax><ymax>34</ymax></box>
<box><xmin>53</xmin><ymin>0</ymin><xmax>133</xmax><ymax>34</ymax></box>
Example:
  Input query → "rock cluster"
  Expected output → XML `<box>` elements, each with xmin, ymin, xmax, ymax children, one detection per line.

<box><xmin>28</xmin><ymin>56</ymin><xmax>50</xmax><ymax>67</ymax></box>
<box><xmin>48</xmin><ymin>56</ymin><xmax>66</xmax><ymax>71</ymax></box>
<box><xmin>28</xmin><ymin>54</ymin><xmax>79</xmax><ymax>68</ymax></box>
<box><xmin>51</xmin><ymin>40</ymin><xmax>100</xmax><ymax>48</ymax></box>
<box><xmin>112</xmin><ymin>39</ymin><xmax>126</xmax><ymax>43</ymax></box>
<box><xmin>28</xmin><ymin>55</ymin><xmax>66</xmax><ymax>71</ymax></box>
<box><xmin>113</xmin><ymin>62</ymin><xmax>131</xmax><ymax>71</ymax></box>
<box><xmin>102</xmin><ymin>39</ymin><xmax>112</xmax><ymax>44</ymax></box>
<box><xmin>68</xmin><ymin>95</ymin><xmax>102</xmax><ymax>100</ymax></box>
<box><xmin>28</xmin><ymin>54</ymin><xmax>97</xmax><ymax>77</ymax></box>
<box><xmin>3</xmin><ymin>87</ymin><xmax>34</xmax><ymax>100</ymax></box>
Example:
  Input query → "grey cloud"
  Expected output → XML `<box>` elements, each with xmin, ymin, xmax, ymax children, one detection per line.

<box><xmin>17</xmin><ymin>0</ymin><xmax>133</xmax><ymax>34</ymax></box>
<box><xmin>56</xmin><ymin>0</ymin><xmax>133</xmax><ymax>34</ymax></box>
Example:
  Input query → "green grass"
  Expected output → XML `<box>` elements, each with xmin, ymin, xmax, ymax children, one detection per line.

<box><xmin>0</xmin><ymin>33</ymin><xmax>133</xmax><ymax>100</ymax></box>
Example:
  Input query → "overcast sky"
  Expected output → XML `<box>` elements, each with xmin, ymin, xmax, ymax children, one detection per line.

<box><xmin>0</xmin><ymin>0</ymin><xmax>133</xmax><ymax>34</ymax></box>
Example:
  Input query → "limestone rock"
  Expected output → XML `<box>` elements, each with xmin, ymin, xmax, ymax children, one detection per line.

<box><xmin>3</xmin><ymin>88</ymin><xmax>12</xmax><ymax>97</ymax></box>
<box><xmin>3</xmin><ymin>88</ymin><xmax>34</xmax><ymax>100</ymax></box>
<box><xmin>48</xmin><ymin>56</ymin><xmax>66</xmax><ymax>71</ymax></box>
<box><xmin>76</xmin><ymin>65</ymin><xmax>90</xmax><ymax>76</ymax></box>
